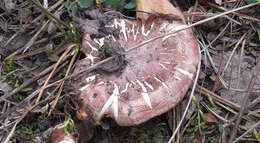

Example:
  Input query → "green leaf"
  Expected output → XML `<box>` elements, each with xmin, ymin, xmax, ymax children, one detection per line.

<box><xmin>18</xmin><ymin>126</ymin><xmax>33</xmax><ymax>135</ymax></box>
<box><xmin>253</xmin><ymin>129</ymin><xmax>260</xmax><ymax>142</ymax></box>
<box><xmin>218</xmin><ymin>123</ymin><xmax>224</xmax><ymax>133</ymax></box>
<box><xmin>78</xmin><ymin>0</ymin><xmax>94</xmax><ymax>8</ymax></box>
<box><xmin>247</xmin><ymin>0</ymin><xmax>260</xmax><ymax>3</ymax></box>
<box><xmin>64</xmin><ymin>1</ymin><xmax>70</xmax><ymax>9</ymax></box>
<box><xmin>124</xmin><ymin>0</ymin><xmax>136</xmax><ymax>9</ymax></box>
<box><xmin>21</xmin><ymin>88</ymin><xmax>32</xmax><ymax>92</ymax></box>
<box><xmin>218</xmin><ymin>123</ymin><xmax>230</xmax><ymax>135</ymax></box>
<box><xmin>105</xmin><ymin>0</ymin><xmax>120</xmax><ymax>6</ymax></box>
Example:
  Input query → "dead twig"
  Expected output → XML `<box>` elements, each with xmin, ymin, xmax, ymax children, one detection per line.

<box><xmin>228</xmin><ymin>56</ymin><xmax>260</xmax><ymax>143</ymax></box>
<box><xmin>3</xmin><ymin>96</ymin><xmax>55</xmax><ymax>143</ymax></box>
<box><xmin>126</xmin><ymin>2</ymin><xmax>260</xmax><ymax>53</ymax></box>
<box><xmin>28</xmin><ymin>0</ymin><xmax>70</xmax><ymax>30</ymax></box>
<box><xmin>2</xmin><ymin>1</ymin><xmax>257</xmax><ymax>104</ymax></box>
<box><xmin>233</xmin><ymin>120</ymin><xmax>260</xmax><ymax>143</ymax></box>
<box><xmin>236</xmin><ymin>39</ymin><xmax>246</xmax><ymax>89</ymax></box>
<box><xmin>167</xmin><ymin>38</ymin><xmax>201</xmax><ymax>143</ymax></box>
<box><xmin>208</xmin><ymin>2</ymin><xmax>260</xmax><ymax>23</ymax></box>
<box><xmin>196</xmin><ymin>85</ymin><xmax>240</xmax><ymax>110</ymax></box>
<box><xmin>201</xmin><ymin>102</ymin><xmax>247</xmax><ymax>130</ymax></box>
<box><xmin>0</xmin><ymin>56</ymin><xmax>70</xmax><ymax>104</ymax></box>
<box><xmin>221</xmin><ymin>33</ymin><xmax>246</xmax><ymax>77</ymax></box>
<box><xmin>48</xmin><ymin>49</ymin><xmax>78</xmax><ymax>116</ymax></box>
<box><xmin>3</xmin><ymin>0</ymin><xmax>64</xmax><ymax>48</ymax></box>
<box><xmin>215</xmin><ymin>102</ymin><xmax>250</xmax><ymax>121</ymax></box>
<box><xmin>212</xmin><ymin>43</ymin><xmax>225</xmax><ymax>92</ymax></box>
<box><xmin>35</xmin><ymin>44</ymin><xmax>72</xmax><ymax>104</ymax></box>
<box><xmin>5</xmin><ymin>20</ymin><xmax>51</xmax><ymax>60</ymax></box>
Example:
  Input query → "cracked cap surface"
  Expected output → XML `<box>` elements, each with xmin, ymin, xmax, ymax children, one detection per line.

<box><xmin>74</xmin><ymin>16</ymin><xmax>198</xmax><ymax>126</ymax></box>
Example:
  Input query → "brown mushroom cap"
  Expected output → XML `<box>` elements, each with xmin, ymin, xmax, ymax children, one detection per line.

<box><xmin>50</xmin><ymin>126</ymin><xmax>76</xmax><ymax>143</ymax></box>
<box><xmin>74</xmin><ymin>12</ymin><xmax>198</xmax><ymax>126</ymax></box>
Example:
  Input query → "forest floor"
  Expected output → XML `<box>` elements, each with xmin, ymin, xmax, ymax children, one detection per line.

<box><xmin>0</xmin><ymin>0</ymin><xmax>260</xmax><ymax>143</ymax></box>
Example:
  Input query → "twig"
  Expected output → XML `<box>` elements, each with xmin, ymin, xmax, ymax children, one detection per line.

<box><xmin>201</xmin><ymin>102</ymin><xmax>247</xmax><ymax>130</ymax></box>
<box><xmin>5</xmin><ymin>20</ymin><xmax>50</xmax><ymax>60</ymax></box>
<box><xmin>48</xmin><ymin>50</ymin><xmax>78</xmax><ymax>116</ymax></box>
<box><xmin>38</xmin><ymin>57</ymin><xmax>69</xmax><ymax>86</ymax></box>
<box><xmin>215</xmin><ymin>102</ymin><xmax>250</xmax><ymax>121</ymax></box>
<box><xmin>3</xmin><ymin>0</ymin><xmax>64</xmax><ymax>48</ymax></box>
<box><xmin>28</xmin><ymin>0</ymin><xmax>70</xmax><ymax>30</ymax></box>
<box><xmin>190</xmin><ymin>0</ymin><xmax>198</xmax><ymax>23</ymax></box>
<box><xmin>197</xmin><ymin>85</ymin><xmax>260</xmax><ymax>119</ymax></box>
<box><xmin>180</xmin><ymin>113</ymin><xmax>197</xmax><ymax>137</ymax></box>
<box><xmin>212</xmin><ymin>43</ymin><xmax>225</xmax><ymax>92</ymax></box>
<box><xmin>200</xmin><ymin>23</ymin><xmax>230</xmax><ymax>89</ymax></box>
<box><xmin>196</xmin><ymin>85</ymin><xmax>241</xmax><ymax>110</ymax></box>
<box><xmin>23</xmin><ymin>19</ymin><xmax>51</xmax><ymax>53</ymax></box>
<box><xmin>126</xmin><ymin>2</ymin><xmax>260</xmax><ymax>52</ymax></box>
<box><xmin>2</xmin><ymin>3</ymin><xmax>259</xmax><ymax>141</ymax></box>
<box><xmin>0</xmin><ymin>80</ymin><xmax>61</xmax><ymax>120</ymax></box>
<box><xmin>228</xmin><ymin>56</ymin><xmax>260</xmax><ymax>143</ymax></box>
<box><xmin>0</xmin><ymin>56</ymin><xmax>70</xmax><ymax>103</ymax></box>
<box><xmin>236</xmin><ymin>39</ymin><xmax>246</xmax><ymax>89</ymax></box>
<box><xmin>5</xmin><ymin>3</ymin><xmax>65</xmax><ymax>60</ymax></box>
<box><xmin>2</xmin><ymin>1</ymin><xmax>258</xmax><ymax>104</ymax></box>
<box><xmin>221</xmin><ymin>33</ymin><xmax>246</xmax><ymax>77</ymax></box>
<box><xmin>208</xmin><ymin>2</ymin><xmax>260</xmax><ymax>23</ymax></box>
<box><xmin>233</xmin><ymin>120</ymin><xmax>260</xmax><ymax>143</ymax></box>
<box><xmin>246</xmin><ymin>96</ymin><xmax>260</xmax><ymax>110</ymax></box>
<box><xmin>168</xmin><ymin>39</ymin><xmax>201</xmax><ymax>143</ymax></box>
<box><xmin>3</xmin><ymin>96</ymin><xmax>55</xmax><ymax>143</ymax></box>
<box><xmin>35</xmin><ymin>45</ymin><xmax>72</xmax><ymax>104</ymax></box>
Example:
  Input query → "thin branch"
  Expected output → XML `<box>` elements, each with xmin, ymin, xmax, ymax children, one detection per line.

<box><xmin>35</xmin><ymin>45</ymin><xmax>72</xmax><ymax>104</ymax></box>
<box><xmin>48</xmin><ymin>50</ymin><xmax>78</xmax><ymax>116</ymax></box>
<box><xmin>212</xmin><ymin>43</ymin><xmax>225</xmax><ymax>92</ymax></box>
<box><xmin>3</xmin><ymin>0</ymin><xmax>64</xmax><ymax>48</ymax></box>
<box><xmin>221</xmin><ymin>33</ymin><xmax>246</xmax><ymax>77</ymax></box>
<box><xmin>0</xmin><ymin>57</ymin><xmax>70</xmax><ymax>103</ymax></box>
<box><xmin>125</xmin><ymin>2</ymin><xmax>260</xmax><ymax>52</ymax></box>
<box><xmin>28</xmin><ymin>0</ymin><xmax>71</xmax><ymax>30</ymax></box>
<box><xmin>3</xmin><ymin>96</ymin><xmax>55</xmax><ymax>143</ymax></box>
<box><xmin>228</xmin><ymin>56</ymin><xmax>260</xmax><ymax>143</ymax></box>
<box><xmin>196</xmin><ymin>85</ymin><xmax>241</xmax><ymax>110</ymax></box>
<box><xmin>233</xmin><ymin>121</ymin><xmax>260</xmax><ymax>143</ymax></box>
<box><xmin>168</xmin><ymin>43</ymin><xmax>201</xmax><ymax>143</ymax></box>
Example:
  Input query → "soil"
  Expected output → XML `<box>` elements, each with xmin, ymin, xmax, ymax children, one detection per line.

<box><xmin>98</xmin><ymin>40</ymin><xmax>127</xmax><ymax>72</ymax></box>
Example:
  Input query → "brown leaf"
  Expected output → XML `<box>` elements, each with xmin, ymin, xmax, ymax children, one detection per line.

<box><xmin>136</xmin><ymin>0</ymin><xmax>185</xmax><ymax>22</ymax></box>
<box><xmin>204</xmin><ymin>113</ymin><xmax>218</xmax><ymax>123</ymax></box>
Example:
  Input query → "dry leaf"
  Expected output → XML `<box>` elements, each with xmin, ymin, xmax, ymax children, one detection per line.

<box><xmin>136</xmin><ymin>0</ymin><xmax>185</xmax><ymax>22</ymax></box>
<box><xmin>204</xmin><ymin>113</ymin><xmax>218</xmax><ymax>123</ymax></box>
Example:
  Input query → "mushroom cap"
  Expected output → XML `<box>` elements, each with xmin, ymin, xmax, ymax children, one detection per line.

<box><xmin>74</xmin><ymin>15</ymin><xmax>198</xmax><ymax>126</ymax></box>
<box><xmin>50</xmin><ymin>127</ymin><xmax>76</xmax><ymax>143</ymax></box>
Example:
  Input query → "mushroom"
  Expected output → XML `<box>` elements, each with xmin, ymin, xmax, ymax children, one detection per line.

<box><xmin>50</xmin><ymin>127</ymin><xmax>76</xmax><ymax>143</ymax></box>
<box><xmin>73</xmin><ymin>1</ymin><xmax>198</xmax><ymax>127</ymax></box>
